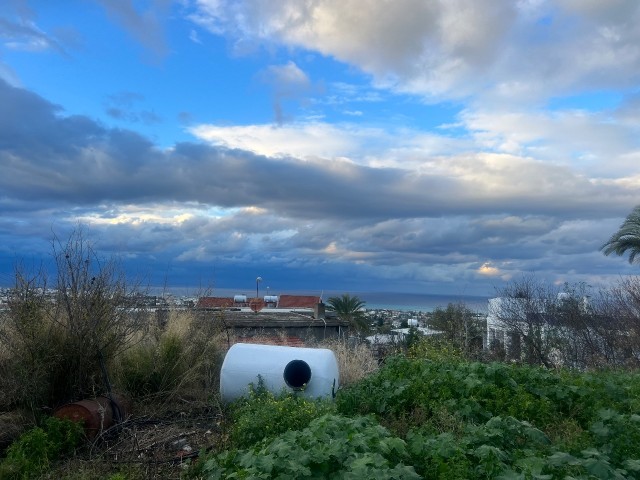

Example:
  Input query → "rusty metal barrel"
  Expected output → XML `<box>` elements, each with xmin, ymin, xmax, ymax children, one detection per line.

<box><xmin>53</xmin><ymin>394</ymin><xmax>130</xmax><ymax>439</ymax></box>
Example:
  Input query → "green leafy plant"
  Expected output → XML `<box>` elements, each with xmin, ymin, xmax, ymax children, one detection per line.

<box><xmin>0</xmin><ymin>416</ymin><xmax>83</xmax><ymax>479</ymax></box>
<box><xmin>336</xmin><ymin>356</ymin><xmax>640</xmax><ymax>433</ymax></box>
<box><xmin>229</xmin><ymin>378</ymin><xmax>335</xmax><ymax>448</ymax></box>
<box><xmin>408</xmin><ymin>335</ymin><xmax>465</xmax><ymax>362</ymax></box>
<box><xmin>194</xmin><ymin>414</ymin><xmax>420</xmax><ymax>479</ymax></box>
<box><xmin>590</xmin><ymin>409</ymin><xmax>640</xmax><ymax>466</ymax></box>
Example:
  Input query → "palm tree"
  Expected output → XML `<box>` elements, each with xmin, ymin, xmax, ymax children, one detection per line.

<box><xmin>326</xmin><ymin>294</ymin><xmax>368</xmax><ymax>333</ymax></box>
<box><xmin>601</xmin><ymin>206</ymin><xmax>640</xmax><ymax>264</ymax></box>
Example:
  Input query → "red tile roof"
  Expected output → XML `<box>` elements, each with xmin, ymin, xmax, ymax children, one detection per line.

<box><xmin>277</xmin><ymin>295</ymin><xmax>321</xmax><ymax>309</ymax></box>
<box><xmin>197</xmin><ymin>297</ymin><xmax>235</xmax><ymax>308</ymax></box>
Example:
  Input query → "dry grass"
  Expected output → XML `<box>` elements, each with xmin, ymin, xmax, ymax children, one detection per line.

<box><xmin>110</xmin><ymin>309</ymin><xmax>226</xmax><ymax>407</ymax></box>
<box><xmin>317</xmin><ymin>338</ymin><xmax>379</xmax><ymax>387</ymax></box>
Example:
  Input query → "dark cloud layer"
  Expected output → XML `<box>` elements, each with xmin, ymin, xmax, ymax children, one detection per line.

<box><xmin>0</xmin><ymin>78</ymin><xmax>637</xmax><ymax>294</ymax></box>
<box><xmin>1</xmin><ymin>80</ymin><xmax>633</xmax><ymax>222</ymax></box>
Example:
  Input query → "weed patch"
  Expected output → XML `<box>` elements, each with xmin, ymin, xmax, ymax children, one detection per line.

<box><xmin>0</xmin><ymin>416</ymin><xmax>83</xmax><ymax>479</ymax></box>
<box><xmin>192</xmin><ymin>414</ymin><xmax>420</xmax><ymax>479</ymax></box>
<box><xmin>228</xmin><ymin>379</ymin><xmax>335</xmax><ymax>448</ymax></box>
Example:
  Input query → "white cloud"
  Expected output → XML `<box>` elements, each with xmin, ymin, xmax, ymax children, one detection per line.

<box><xmin>189</xmin><ymin>121</ymin><xmax>385</xmax><ymax>161</ymax></box>
<box><xmin>0</xmin><ymin>8</ymin><xmax>67</xmax><ymax>54</ymax></box>
<box><xmin>192</xmin><ymin>0</ymin><xmax>640</xmax><ymax>104</ymax></box>
<box><xmin>461</xmin><ymin>107</ymin><xmax>640</xmax><ymax>176</ymax></box>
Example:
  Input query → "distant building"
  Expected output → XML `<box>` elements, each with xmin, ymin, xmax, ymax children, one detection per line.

<box><xmin>196</xmin><ymin>294</ymin><xmax>347</xmax><ymax>345</ymax></box>
<box><xmin>196</xmin><ymin>294</ymin><xmax>322</xmax><ymax>310</ymax></box>
<box><xmin>274</xmin><ymin>295</ymin><xmax>322</xmax><ymax>309</ymax></box>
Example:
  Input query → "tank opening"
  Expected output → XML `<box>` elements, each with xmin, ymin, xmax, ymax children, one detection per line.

<box><xmin>283</xmin><ymin>359</ymin><xmax>312</xmax><ymax>390</ymax></box>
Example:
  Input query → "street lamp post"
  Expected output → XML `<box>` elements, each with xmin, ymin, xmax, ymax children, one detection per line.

<box><xmin>256</xmin><ymin>276</ymin><xmax>262</xmax><ymax>298</ymax></box>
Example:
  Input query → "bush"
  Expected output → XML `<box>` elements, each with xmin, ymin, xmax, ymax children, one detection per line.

<box><xmin>408</xmin><ymin>335</ymin><xmax>465</xmax><ymax>363</ymax></box>
<box><xmin>229</xmin><ymin>379</ymin><xmax>335</xmax><ymax>448</ymax></box>
<box><xmin>0</xmin><ymin>228</ymin><xmax>149</xmax><ymax>412</ymax></box>
<box><xmin>336</xmin><ymin>356</ymin><xmax>640</xmax><ymax>433</ymax></box>
<box><xmin>0</xmin><ymin>416</ymin><xmax>83</xmax><ymax>479</ymax></box>
<box><xmin>116</xmin><ymin>333</ymin><xmax>188</xmax><ymax>400</ymax></box>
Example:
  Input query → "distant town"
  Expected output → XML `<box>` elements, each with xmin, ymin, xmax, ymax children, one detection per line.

<box><xmin>0</xmin><ymin>286</ymin><xmax>480</xmax><ymax>323</ymax></box>
<box><xmin>0</xmin><ymin>287</ymin><xmax>486</xmax><ymax>348</ymax></box>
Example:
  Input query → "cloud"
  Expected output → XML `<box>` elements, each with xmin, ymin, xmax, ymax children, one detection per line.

<box><xmin>477</xmin><ymin>262</ymin><xmax>502</xmax><ymax>277</ymax></box>
<box><xmin>189</xmin><ymin>28</ymin><xmax>202</xmax><ymax>44</ymax></box>
<box><xmin>93</xmin><ymin>0</ymin><xmax>170</xmax><ymax>61</ymax></box>
<box><xmin>460</xmin><ymin>108</ymin><xmax>640</xmax><ymax>174</ymax></box>
<box><xmin>189</xmin><ymin>121</ymin><xmax>384</xmax><ymax>159</ymax></box>
<box><xmin>104</xmin><ymin>91</ymin><xmax>163</xmax><ymax>125</ymax></box>
<box><xmin>0</xmin><ymin>60</ymin><xmax>20</xmax><ymax>86</ymax></box>
<box><xmin>191</xmin><ymin>0</ymin><xmax>640</xmax><ymax>104</ymax></box>
<box><xmin>257</xmin><ymin>61</ymin><xmax>313</xmax><ymax>124</ymax></box>
<box><xmin>1</xmin><ymin>77</ymin><xmax>639</xmax><ymax>295</ymax></box>
<box><xmin>4</xmin><ymin>78</ymin><xmax>637</xmax><ymax>222</ymax></box>
<box><xmin>0</xmin><ymin>2</ymin><xmax>70</xmax><ymax>54</ymax></box>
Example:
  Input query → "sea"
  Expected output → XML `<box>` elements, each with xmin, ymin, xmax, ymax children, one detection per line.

<box><xmin>159</xmin><ymin>286</ymin><xmax>491</xmax><ymax>314</ymax></box>
<box><xmin>353</xmin><ymin>292</ymin><xmax>490</xmax><ymax>313</ymax></box>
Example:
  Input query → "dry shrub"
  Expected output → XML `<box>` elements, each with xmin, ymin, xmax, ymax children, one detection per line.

<box><xmin>112</xmin><ymin>309</ymin><xmax>224</xmax><ymax>406</ymax></box>
<box><xmin>318</xmin><ymin>338</ymin><xmax>378</xmax><ymax>387</ymax></box>
<box><xmin>0</xmin><ymin>290</ymin><xmax>75</xmax><ymax>413</ymax></box>
<box><xmin>0</xmin><ymin>229</ymin><xmax>152</xmax><ymax>414</ymax></box>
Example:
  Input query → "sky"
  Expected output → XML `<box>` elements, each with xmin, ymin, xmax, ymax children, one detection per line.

<box><xmin>1</xmin><ymin>0</ymin><xmax>640</xmax><ymax>298</ymax></box>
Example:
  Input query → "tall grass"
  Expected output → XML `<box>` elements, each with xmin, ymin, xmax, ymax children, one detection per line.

<box><xmin>112</xmin><ymin>309</ymin><xmax>225</xmax><ymax>405</ymax></box>
<box><xmin>317</xmin><ymin>338</ymin><xmax>379</xmax><ymax>387</ymax></box>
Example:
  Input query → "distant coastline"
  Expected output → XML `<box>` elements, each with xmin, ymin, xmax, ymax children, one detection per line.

<box><xmin>356</xmin><ymin>292</ymin><xmax>490</xmax><ymax>313</ymax></box>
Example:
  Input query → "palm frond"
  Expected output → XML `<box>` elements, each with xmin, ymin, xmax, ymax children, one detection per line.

<box><xmin>601</xmin><ymin>206</ymin><xmax>640</xmax><ymax>264</ymax></box>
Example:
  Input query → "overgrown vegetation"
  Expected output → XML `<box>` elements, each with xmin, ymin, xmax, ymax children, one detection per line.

<box><xmin>0</xmin><ymin>416</ymin><xmax>83</xmax><ymax>479</ymax></box>
<box><xmin>490</xmin><ymin>276</ymin><xmax>640</xmax><ymax>369</ymax></box>
<box><xmin>0</xmin><ymin>228</ymin><xmax>149</xmax><ymax>414</ymax></box>
<box><xmin>317</xmin><ymin>337</ymin><xmax>378</xmax><ymax>386</ymax></box>
<box><xmin>191</xmin><ymin>356</ymin><xmax>640</xmax><ymax>479</ymax></box>
<box><xmin>0</xmin><ymin>229</ymin><xmax>226</xmax><ymax>478</ymax></box>
<box><xmin>4</xmin><ymin>228</ymin><xmax>640</xmax><ymax>478</ymax></box>
<box><xmin>113</xmin><ymin>309</ymin><xmax>223</xmax><ymax>404</ymax></box>
<box><xmin>191</xmin><ymin>414</ymin><xmax>421</xmax><ymax>479</ymax></box>
<box><xmin>226</xmin><ymin>378</ymin><xmax>335</xmax><ymax>448</ymax></box>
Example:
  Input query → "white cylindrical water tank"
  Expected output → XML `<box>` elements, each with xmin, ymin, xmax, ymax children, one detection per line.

<box><xmin>264</xmin><ymin>295</ymin><xmax>279</xmax><ymax>303</ymax></box>
<box><xmin>233</xmin><ymin>294</ymin><xmax>247</xmax><ymax>303</ymax></box>
<box><xmin>220</xmin><ymin>343</ymin><xmax>339</xmax><ymax>402</ymax></box>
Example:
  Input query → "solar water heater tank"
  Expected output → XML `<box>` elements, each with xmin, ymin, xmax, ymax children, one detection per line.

<box><xmin>219</xmin><ymin>343</ymin><xmax>339</xmax><ymax>402</ymax></box>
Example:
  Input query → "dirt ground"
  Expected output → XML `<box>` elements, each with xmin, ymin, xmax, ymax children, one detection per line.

<box><xmin>46</xmin><ymin>402</ymin><xmax>228</xmax><ymax>479</ymax></box>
